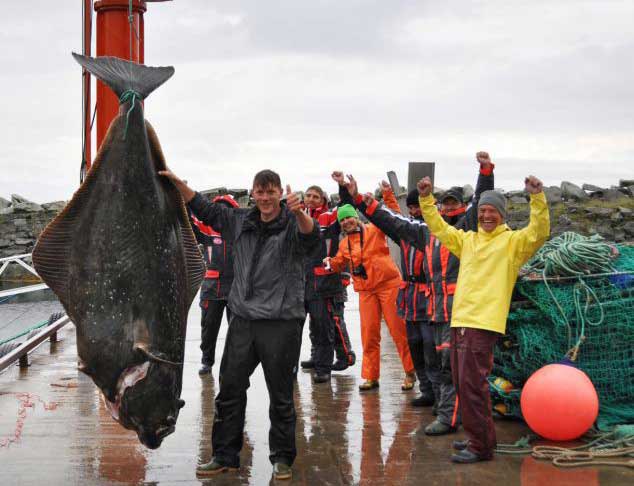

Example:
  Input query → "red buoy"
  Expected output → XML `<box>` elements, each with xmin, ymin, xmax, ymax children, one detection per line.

<box><xmin>520</xmin><ymin>364</ymin><xmax>599</xmax><ymax>441</ymax></box>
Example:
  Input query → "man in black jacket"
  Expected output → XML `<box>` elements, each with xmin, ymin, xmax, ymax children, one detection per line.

<box><xmin>301</xmin><ymin>185</ymin><xmax>355</xmax><ymax>383</ymax></box>
<box><xmin>160</xmin><ymin>168</ymin><xmax>319</xmax><ymax>481</ymax></box>
<box><xmin>190</xmin><ymin>194</ymin><xmax>239</xmax><ymax>375</ymax></box>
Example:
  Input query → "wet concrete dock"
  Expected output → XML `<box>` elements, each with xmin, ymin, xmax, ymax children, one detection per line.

<box><xmin>1</xmin><ymin>294</ymin><xmax>632</xmax><ymax>485</ymax></box>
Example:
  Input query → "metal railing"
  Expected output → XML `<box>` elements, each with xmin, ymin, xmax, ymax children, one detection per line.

<box><xmin>0</xmin><ymin>253</ymin><xmax>71</xmax><ymax>372</ymax></box>
<box><xmin>0</xmin><ymin>253</ymin><xmax>49</xmax><ymax>299</ymax></box>
<box><xmin>0</xmin><ymin>253</ymin><xmax>39</xmax><ymax>278</ymax></box>
<box><xmin>0</xmin><ymin>314</ymin><xmax>70</xmax><ymax>373</ymax></box>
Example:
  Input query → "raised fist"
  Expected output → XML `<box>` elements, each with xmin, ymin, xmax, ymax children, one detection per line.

<box><xmin>417</xmin><ymin>176</ymin><xmax>433</xmax><ymax>197</ymax></box>
<box><xmin>524</xmin><ymin>176</ymin><xmax>543</xmax><ymax>194</ymax></box>
<box><xmin>476</xmin><ymin>151</ymin><xmax>491</xmax><ymax>166</ymax></box>
<box><xmin>380</xmin><ymin>180</ymin><xmax>392</xmax><ymax>192</ymax></box>
<box><xmin>345</xmin><ymin>174</ymin><xmax>358</xmax><ymax>198</ymax></box>
<box><xmin>331</xmin><ymin>171</ymin><xmax>345</xmax><ymax>186</ymax></box>
<box><xmin>362</xmin><ymin>192</ymin><xmax>375</xmax><ymax>206</ymax></box>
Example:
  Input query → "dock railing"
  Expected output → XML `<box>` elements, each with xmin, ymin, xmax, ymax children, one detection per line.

<box><xmin>0</xmin><ymin>253</ymin><xmax>48</xmax><ymax>299</ymax></box>
<box><xmin>0</xmin><ymin>253</ymin><xmax>71</xmax><ymax>372</ymax></box>
<box><xmin>0</xmin><ymin>314</ymin><xmax>70</xmax><ymax>373</ymax></box>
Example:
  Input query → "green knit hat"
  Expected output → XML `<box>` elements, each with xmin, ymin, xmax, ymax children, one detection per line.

<box><xmin>337</xmin><ymin>204</ymin><xmax>358</xmax><ymax>222</ymax></box>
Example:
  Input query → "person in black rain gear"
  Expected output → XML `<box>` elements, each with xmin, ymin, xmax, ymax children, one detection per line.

<box><xmin>190</xmin><ymin>194</ymin><xmax>239</xmax><ymax>375</ymax></box>
<box><xmin>160</xmin><ymin>168</ymin><xmax>319</xmax><ymax>481</ymax></box>
<box><xmin>301</xmin><ymin>184</ymin><xmax>355</xmax><ymax>383</ymax></box>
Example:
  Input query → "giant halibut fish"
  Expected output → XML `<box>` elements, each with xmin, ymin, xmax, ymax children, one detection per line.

<box><xmin>32</xmin><ymin>53</ymin><xmax>205</xmax><ymax>448</ymax></box>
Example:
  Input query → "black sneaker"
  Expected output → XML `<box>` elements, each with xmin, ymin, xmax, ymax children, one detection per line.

<box><xmin>450</xmin><ymin>449</ymin><xmax>492</xmax><ymax>464</ymax></box>
<box><xmin>452</xmin><ymin>439</ymin><xmax>469</xmax><ymax>451</ymax></box>
<box><xmin>424</xmin><ymin>419</ymin><xmax>457</xmax><ymax>436</ymax></box>
<box><xmin>196</xmin><ymin>459</ymin><xmax>238</xmax><ymax>477</ymax></box>
<box><xmin>313</xmin><ymin>373</ymin><xmax>331</xmax><ymax>383</ymax></box>
<box><xmin>300</xmin><ymin>360</ymin><xmax>315</xmax><ymax>369</ymax></box>
<box><xmin>411</xmin><ymin>394</ymin><xmax>435</xmax><ymax>407</ymax></box>
<box><xmin>273</xmin><ymin>462</ymin><xmax>292</xmax><ymax>480</ymax></box>
<box><xmin>331</xmin><ymin>360</ymin><xmax>348</xmax><ymax>371</ymax></box>
<box><xmin>198</xmin><ymin>364</ymin><xmax>212</xmax><ymax>376</ymax></box>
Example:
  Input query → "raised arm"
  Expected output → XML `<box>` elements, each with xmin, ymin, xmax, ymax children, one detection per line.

<box><xmin>466</xmin><ymin>151</ymin><xmax>495</xmax><ymax>230</ymax></box>
<box><xmin>510</xmin><ymin>176</ymin><xmax>550</xmax><ymax>266</ymax></box>
<box><xmin>418</xmin><ymin>177</ymin><xmax>466</xmax><ymax>258</ymax></box>
<box><xmin>355</xmin><ymin>193</ymin><xmax>431</xmax><ymax>249</ymax></box>
<box><xmin>381</xmin><ymin>180</ymin><xmax>401</xmax><ymax>214</ymax></box>
<box><xmin>159</xmin><ymin>168</ymin><xmax>236</xmax><ymax>231</ymax></box>
<box><xmin>332</xmin><ymin>171</ymin><xmax>356</xmax><ymax>206</ymax></box>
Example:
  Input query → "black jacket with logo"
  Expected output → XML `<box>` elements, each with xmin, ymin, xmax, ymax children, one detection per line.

<box><xmin>189</xmin><ymin>193</ymin><xmax>320</xmax><ymax>321</ymax></box>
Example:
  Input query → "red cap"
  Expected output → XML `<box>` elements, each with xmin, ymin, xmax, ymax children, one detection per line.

<box><xmin>213</xmin><ymin>194</ymin><xmax>239</xmax><ymax>208</ymax></box>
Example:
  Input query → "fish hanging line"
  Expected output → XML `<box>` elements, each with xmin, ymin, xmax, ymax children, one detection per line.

<box><xmin>128</xmin><ymin>0</ymin><xmax>140</xmax><ymax>63</ymax></box>
<box><xmin>120</xmin><ymin>0</ymin><xmax>142</xmax><ymax>141</ymax></box>
<box><xmin>119</xmin><ymin>90</ymin><xmax>141</xmax><ymax>140</ymax></box>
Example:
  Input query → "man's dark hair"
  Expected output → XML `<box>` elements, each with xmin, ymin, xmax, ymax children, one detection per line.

<box><xmin>252</xmin><ymin>169</ymin><xmax>282</xmax><ymax>190</ymax></box>
<box><xmin>305</xmin><ymin>185</ymin><xmax>326</xmax><ymax>202</ymax></box>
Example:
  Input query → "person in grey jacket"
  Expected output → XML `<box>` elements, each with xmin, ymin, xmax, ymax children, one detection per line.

<box><xmin>159</xmin><ymin>168</ymin><xmax>319</xmax><ymax>481</ymax></box>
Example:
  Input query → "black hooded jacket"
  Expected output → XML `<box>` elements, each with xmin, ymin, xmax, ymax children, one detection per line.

<box><xmin>188</xmin><ymin>193</ymin><xmax>320</xmax><ymax>321</ymax></box>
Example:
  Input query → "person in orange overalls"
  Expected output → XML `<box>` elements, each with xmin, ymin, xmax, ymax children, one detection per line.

<box><xmin>325</xmin><ymin>173</ymin><xmax>415</xmax><ymax>391</ymax></box>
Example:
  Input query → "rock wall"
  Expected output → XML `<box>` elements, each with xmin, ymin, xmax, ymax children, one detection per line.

<box><xmin>504</xmin><ymin>180</ymin><xmax>634</xmax><ymax>242</ymax></box>
<box><xmin>1</xmin><ymin>180</ymin><xmax>632</xmax><ymax>280</ymax></box>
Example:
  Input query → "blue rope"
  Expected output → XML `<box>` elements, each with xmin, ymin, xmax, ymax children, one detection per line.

<box><xmin>119</xmin><ymin>90</ymin><xmax>141</xmax><ymax>140</ymax></box>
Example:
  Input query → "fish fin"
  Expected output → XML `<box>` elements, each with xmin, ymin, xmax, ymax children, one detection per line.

<box><xmin>146</xmin><ymin>121</ymin><xmax>205</xmax><ymax>309</ymax></box>
<box><xmin>71</xmin><ymin>52</ymin><xmax>174</xmax><ymax>100</ymax></box>
<box><xmin>32</xmin><ymin>115</ymin><xmax>123</xmax><ymax>313</ymax></box>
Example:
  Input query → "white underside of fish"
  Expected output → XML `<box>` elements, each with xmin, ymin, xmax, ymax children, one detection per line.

<box><xmin>102</xmin><ymin>361</ymin><xmax>150</xmax><ymax>421</ymax></box>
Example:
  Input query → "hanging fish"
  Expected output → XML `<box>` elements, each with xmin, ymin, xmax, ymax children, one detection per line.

<box><xmin>32</xmin><ymin>53</ymin><xmax>205</xmax><ymax>448</ymax></box>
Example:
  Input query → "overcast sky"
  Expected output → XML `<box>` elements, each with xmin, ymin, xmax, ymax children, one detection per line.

<box><xmin>1</xmin><ymin>1</ymin><xmax>633</xmax><ymax>203</ymax></box>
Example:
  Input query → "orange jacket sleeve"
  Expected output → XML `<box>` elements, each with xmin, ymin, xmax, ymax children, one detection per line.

<box><xmin>382</xmin><ymin>187</ymin><xmax>401</xmax><ymax>214</ymax></box>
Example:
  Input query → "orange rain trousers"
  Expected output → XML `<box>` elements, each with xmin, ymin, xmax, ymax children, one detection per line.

<box><xmin>359</xmin><ymin>285</ymin><xmax>414</xmax><ymax>381</ymax></box>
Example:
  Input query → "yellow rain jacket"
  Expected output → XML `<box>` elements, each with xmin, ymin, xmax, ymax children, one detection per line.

<box><xmin>419</xmin><ymin>192</ymin><xmax>550</xmax><ymax>334</ymax></box>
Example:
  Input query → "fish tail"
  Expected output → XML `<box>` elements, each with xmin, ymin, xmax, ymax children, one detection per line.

<box><xmin>71</xmin><ymin>52</ymin><xmax>174</xmax><ymax>101</ymax></box>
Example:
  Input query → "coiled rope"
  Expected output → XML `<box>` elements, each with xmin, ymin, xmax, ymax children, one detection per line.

<box><xmin>522</xmin><ymin>232</ymin><xmax>619</xmax><ymax>360</ymax></box>
<box><xmin>497</xmin><ymin>426</ymin><xmax>634</xmax><ymax>468</ymax></box>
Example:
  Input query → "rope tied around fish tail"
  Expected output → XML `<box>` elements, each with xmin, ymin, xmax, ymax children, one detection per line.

<box><xmin>119</xmin><ymin>89</ymin><xmax>142</xmax><ymax>140</ymax></box>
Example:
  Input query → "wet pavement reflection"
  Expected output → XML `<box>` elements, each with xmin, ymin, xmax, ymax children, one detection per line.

<box><xmin>1</xmin><ymin>294</ymin><xmax>632</xmax><ymax>485</ymax></box>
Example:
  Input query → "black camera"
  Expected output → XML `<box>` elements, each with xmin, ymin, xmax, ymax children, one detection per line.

<box><xmin>352</xmin><ymin>264</ymin><xmax>368</xmax><ymax>280</ymax></box>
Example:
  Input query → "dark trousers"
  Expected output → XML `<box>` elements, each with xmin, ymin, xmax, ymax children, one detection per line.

<box><xmin>305</xmin><ymin>298</ymin><xmax>354</xmax><ymax>373</ymax></box>
<box><xmin>200</xmin><ymin>299</ymin><xmax>231</xmax><ymax>366</ymax></box>
<box><xmin>451</xmin><ymin>327</ymin><xmax>499</xmax><ymax>458</ymax></box>
<box><xmin>432</xmin><ymin>322</ymin><xmax>460</xmax><ymax>427</ymax></box>
<box><xmin>405</xmin><ymin>320</ymin><xmax>435</xmax><ymax>396</ymax></box>
<box><xmin>212</xmin><ymin>316</ymin><xmax>302</xmax><ymax>467</ymax></box>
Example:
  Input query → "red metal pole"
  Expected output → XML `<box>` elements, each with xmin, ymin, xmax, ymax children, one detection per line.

<box><xmin>93</xmin><ymin>0</ymin><xmax>147</xmax><ymax>151</ymax></box>
<box><xmin>83</xmin><ymin>0</ymin><xmax>92</xmax><ymax>172</ymax></box>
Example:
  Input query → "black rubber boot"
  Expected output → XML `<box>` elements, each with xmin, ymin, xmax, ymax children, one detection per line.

<box><xmin>300</xmin><ymin>360</ymin><xmax>315</xmax><ymax>369</ymax></box>
<box><xmin>411</xmin><ymin>393</ymin><xmax>435</xmax><ymax>407</ymax></box>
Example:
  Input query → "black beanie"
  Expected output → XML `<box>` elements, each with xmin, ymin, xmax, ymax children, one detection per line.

<box><xmin>406</xmin><ymin>188</ymin><xmax>420</xmax><ymax>206</ymax></box>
